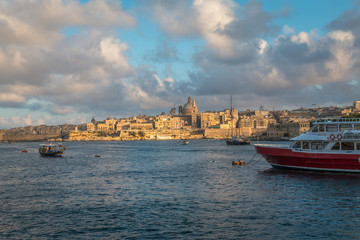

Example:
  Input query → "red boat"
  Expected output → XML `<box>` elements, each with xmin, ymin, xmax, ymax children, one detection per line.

<box><xmin>255</xmin><ymin>118</ymin><xmax>360</xmax><ymax>173</ymax></box>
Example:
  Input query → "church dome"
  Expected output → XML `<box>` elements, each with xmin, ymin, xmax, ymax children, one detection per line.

<box><xmin>182</xmin><ymin>96</ymin><xmax>198</xmax><ymax>115</ymax></box>
<box><xmin>183</xmin><ymin>97</ymin><xmax>193</xmax><ymax>111</ymax></box>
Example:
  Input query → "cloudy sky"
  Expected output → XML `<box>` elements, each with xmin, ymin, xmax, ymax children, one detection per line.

<box><xmin>0</xmin><ymin>0</ymin><xmax>359</xmax><ymax>128</ymax></box>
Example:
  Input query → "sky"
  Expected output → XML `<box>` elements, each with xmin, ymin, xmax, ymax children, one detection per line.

<box><xmin>1</xmin><ymin>0</ymin><xmax>360</xmax><ymax>129</ymax></box>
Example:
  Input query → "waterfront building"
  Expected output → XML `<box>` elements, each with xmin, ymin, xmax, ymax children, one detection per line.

<box><xmin>238</xmin><ymin>114</ymin><xmax>276</xmax><ymax>137</ymax></box>
<box><xmin>97</xmin><ymin>122</ymin><xmax>107</xmax><ymax>131</ymax></box>
<box><xmin>0</xmin><ymin>129</ymin><xmax>5</xmax><ymax>142</ymax></box>
<box><xmin>354</xmin><ymin>101</ymin><xmax>360</xmax><ymax>111</ymax></box>
<box><xmin>179</xmin><ymin>96</ymin><xmax>200</xmax><ymax>128</ymax></box>
<box><xmin>105</xmin><ymin>117</ymin><xmax>117</xmax><ymax>131</ymax></box>
<box><xmin>87</xmin><ymin>122</ymin><xmax>95</xmax><ymax>131</ymax></box>
<box><xmin>267</xmin><ymin>122</ymin><xmax>301</xmax><ymax>139</ymax></box>
<box><xmin>153</xmin><ymin>115</ymin><xmax>184</xmax><ymax>129</ymax></box>
<box><xmin>129</xmin><ymin>122</ymin><xmax>153</xmax><ymax>130</ymax></box>
<box><xmin>198</xmin><ymin>112</ymin><xmax>221</xmax><ymax>129</ymax></box>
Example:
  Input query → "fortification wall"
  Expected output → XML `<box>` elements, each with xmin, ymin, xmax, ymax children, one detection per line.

<box><xmin>204</xmin><ymin>128</ymin><xmax>256</xmax><ymax>138</ymax></box>
<box><xmin>204</xmin><ymin>129</ymin><xmax>231</xmax><ymax>138</ymax></box>
<box><xmin>3</xmin><ymin>134</ymin><xmax>61</xmax><ymax>142</ymax></box>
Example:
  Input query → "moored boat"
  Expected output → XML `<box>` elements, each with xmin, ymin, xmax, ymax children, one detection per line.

<box><xmin>226</xmin><ymin>136</ymin><xmax>251</xmax><ymax>145</ymax></box>
<box><xmin>225</xmin><ymin>94</ymin><xmax>250</xmax><ymax>146</ymax></box>
<box><xmin>255</xmin><ymin>118</ymin><xmax>360</xmax><ymax>173</ymax></box>
<box><xmin>39</xmin><ymin>143</ymin><xmax>65</xmax><ymax>157</ymax></box>
<box><xmin>179</xmin><ymin>139</ymin><xmax>189</xmax><ymax>145</ymax></box>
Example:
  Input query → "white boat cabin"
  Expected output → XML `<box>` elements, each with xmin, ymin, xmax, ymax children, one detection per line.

<box><xmin>290</xmin><ymin>118</ymin><xmax>360</xmax><ymax>152</ymax></box>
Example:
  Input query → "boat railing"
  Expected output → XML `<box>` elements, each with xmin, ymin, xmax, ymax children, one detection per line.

<box><xmin>254</xmin><ymin>143</ymin><xmax>291</xmax><ymax>149</ymax></box>
<box><xmin>315</xmin><ymin>118</ymin><xmax>360</xmax><ymax>123</ymax></box>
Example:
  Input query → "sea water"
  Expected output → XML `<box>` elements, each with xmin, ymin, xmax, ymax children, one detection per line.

<box><xmin>1</xmin><ymin>140</ymin><xmax>360</xmax><ymax>239</ymax></box>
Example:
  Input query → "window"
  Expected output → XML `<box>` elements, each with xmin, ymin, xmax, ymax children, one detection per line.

<box><xmin>340</xmin><ymin>124</ymin><xmax>352</xmax><ymax>131</ymax></box>
<box><xmin>331</xmin><ymin>142</ymin><xmax>340</xmax><ymax>150</ymax></box>
<box><xmin>319</xmin><ymin>125</ymin><xmax>325</xmax><ymax>132</ymax></box>
<box><xmin>355</xmin><ymin>125</ymin><xmax>360</xmax><ymax>130</ymax></box>
<box><xmin>341</xmin><ymin>142</ymin><xmax>354</xmax><ymax>151</ymax></box>
<box><xmin>303</xmin><ymin>142</ymin><xmax>310</xmax><ymax>149</ymax></box>
<box><xmin>311</xmin><ymin>142</ymin><xmax>324</xmax><ymax>150</ymax></box>
<box><xmin>326</xmin><ymin>125</ymin><xmax>338</xmax><ymax>132</ymax></box>
<box><xmin>356</xmin><ymin>142</ymin><xmax>360</xmax><ymax>150</ymax></box>
<box><xmin>312</xmin><ymin>126</ymin><xmax>318</xmax><ymax>132</ymax></box>
<box><xmin>292</xmin><ymin>142</ymin><xmax>301</xmax><ymax>148</ymax></box>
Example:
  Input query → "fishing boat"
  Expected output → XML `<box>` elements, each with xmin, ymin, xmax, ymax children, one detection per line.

<box><xmin>226</xmin><ymin>94</ymin><xmax>250</xmax><ymax>145</ymax></box>
<box><xmin>39</xmin><ymin>143</ymin><xmax>65</xmax><ymax>157</ymax></box>
<box><xmin>254</xmin><ymin>118</ymin><xmax>360</xmax><ymax>173</ymax></box>
<box><xmin>179</xmin><ymin>139</ymin><xmax>189</xmax><ymax>145</ymax></box>
<box><xmin>226</xmin><ymin>136</ymin><xmax>251</xmax><ymax>145</ymax></box>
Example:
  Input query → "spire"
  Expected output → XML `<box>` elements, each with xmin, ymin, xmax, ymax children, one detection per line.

<box><xmin>192</xmin><ymin>96</ymin><xmax>195</xmax><ymax>107</ymax></box>
<box><xmin>187</xmin><ymin>96</ymin><xmax>192</xmax><ymax>104</ymax></box>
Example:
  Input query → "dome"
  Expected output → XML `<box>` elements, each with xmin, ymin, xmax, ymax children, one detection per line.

<box><xmin>182</xmin><ymin>96</ymin><xmax>196</xmax><ymax>115</ymax></box>
<box><xmin>183</xmin><ymin>97</ymin><xmax>193</xmax><ymax>110</ymax></box>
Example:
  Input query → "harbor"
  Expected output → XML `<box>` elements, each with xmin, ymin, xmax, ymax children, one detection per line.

<box><xmin>1</xmin><ymin>140</ymin><xmax>360</xmax><ymax>239</ymax></box>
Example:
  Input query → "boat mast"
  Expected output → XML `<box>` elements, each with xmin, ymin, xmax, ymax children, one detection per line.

<box><xmin>230</xmin><ymin>93</ymin><xmax>233</xmax><ymax>137</ymax></box>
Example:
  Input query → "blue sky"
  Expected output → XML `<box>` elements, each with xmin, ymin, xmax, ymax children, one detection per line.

<box><xmin>0</xmin><ymin>0</ymin><xmax>359</xmax><ymax>128</ymax></box>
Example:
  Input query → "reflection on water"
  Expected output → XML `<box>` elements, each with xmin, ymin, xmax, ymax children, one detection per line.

<box><xmin>1</xmin><ymin>140</ymin><xmax>360</xmax><ymax>239</ymax></box>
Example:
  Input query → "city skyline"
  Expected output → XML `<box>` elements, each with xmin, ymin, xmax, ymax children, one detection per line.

<box><xmin>0</xmin><ymin>0</ymin><xmax>359</xmax><ymax>129</ymax></box>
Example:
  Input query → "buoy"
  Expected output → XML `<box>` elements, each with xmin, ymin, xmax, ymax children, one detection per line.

<box><xmin>95</xmin><ymin>155</ymin><xmax>101</xmax><ymax>157</ymax></box>
<box><xmin>232</xmin><ymin>160</ymin><xmax>245</xmax><ymax>166</ymax></box>
<box><xmin>22</xmin><ymin>150</ymin><xmax>28</xmax><ymax>153</ymax></box>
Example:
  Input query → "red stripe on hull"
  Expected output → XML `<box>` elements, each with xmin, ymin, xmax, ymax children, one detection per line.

<box><xmin>255</xmin><ymin>146</ymin><xmax>360</xmax><ymax>172</ymax></box>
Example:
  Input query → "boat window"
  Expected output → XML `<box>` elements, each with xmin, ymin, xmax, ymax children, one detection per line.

<box><xmin>356</xmin><ymin>142</ymin><xmax>360</xmax><ymax>150</ymax></box>
<box><xmin>341</xmin><ymin>142</ymin><xmax>354</xmax><ymax>151</ymax></box>
<box><xmin>311</xmin><ymin>142</ymin><xmax>323</xmax><ymax>150</ymax></box>
<box><xmin>340</xmin><ymin>124</ymin><xmax>352</xmax><ymax>131</ymax></box>
<box><xmin>355</xmin><ymin>124</ymin><xmax>360</xmax><ymax>130</ymax></box>
<box><xmin>326</xmin><ymin>125</ymin><xmax>338</xmax><ymax>132</ymax></box>
<box><xmin>303</xmin><ymin>142</ymin><xmax>310</xmax><ymax>149</ymax></box>
<box><xmin>311</xmin><ymin>125</ymin><xmax>318</xmax><ymax>132</ymax></box>
<box><xmin>331</xmin><ymin>142</ymin><xmax>340</xmax><ymax>150</ymax></box>
<box><xmin>319</xmin><ymin>125</ymin><xmax>325</xmax><ymax>132</ymax></box>
<box><xmin>292</xmin><ymin>142</ymin><xmax>301</xmax><ymax>148</ymax></box>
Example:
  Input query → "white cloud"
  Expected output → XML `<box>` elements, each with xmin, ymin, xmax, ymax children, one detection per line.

<box><xmin>0</xmin><ymin>93</ymin><xmax>26</xmax><ymax>103</ymax></box>
<box><xmin>283</xmin><ymin>24</ymin><xmax>295</xmax><ymax>34</ymax></box>
<box><xmin>257</xmin><ymin>38</ymin><xmax>268</xmax><ymax>54</ymax></box>
<box><xmin>0</xmin><ymin>0</ymin><xmax>136</xmax><ymax>45</ymax></box>
<box><xmin>327</xmin><ymin>30</ymin><xmax>354</xmax><ymax>42</ymax></box>
<box><xmin>99</xmin><ymin>37</ymin><xmax>133</xmax><ymax>76</ymax></box>
<box><xmin>0</xmin><ymin>0</ymin><xmax>140</xmax><ymax>127</ymax></box>
<box><xmin>0</xmin><ymin>114</ymin><xmax>33</xmax><ymax>128</ymax></box>
<box><xmin>194</xmin><ymin>0</ymin><xmax>237</xmax><ymax>57</ymax></box>
<box><xmin>153</xmin><ymin>74</ymin><xmax>174</xmax><ymax>92</ymax></box>
<box><xmin>325</xmin><ymin>31</ymin><xmax>354</xmax><ymax>82</ymax></box>
<box><xmin>291</xmin><ymin>32</ymin><xmax>311</xmax><ymax>45</ymax></box>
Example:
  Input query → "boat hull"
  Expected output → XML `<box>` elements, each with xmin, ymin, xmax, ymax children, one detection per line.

<box><xmin>39</xmin><ymin>151</ymin><xmax>63</xmax><ymax>157</ymax></box>
<box><xmin>226</xmin><ymin>139</ymin><xmax>251</xmax><ymax>145</ymax></box>
<box><xmin>255</xmin><ymin>145</ymin><xmax>360</xmax><ymax>173</ymax></box>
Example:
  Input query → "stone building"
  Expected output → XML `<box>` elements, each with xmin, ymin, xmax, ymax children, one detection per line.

<box><xmin>267</xmin><ymin>122</ymin><xmax>304</xmax><ymax>139</ymax></box>
<box><xmin>179</xmin><ymin>96</ymin><xmax>200</xmax><ymax>128</ymax></box>
<box><xmin>354</xmin><ymin>101</ymin><xmax>360</xmax><ymax>111</ymax></box>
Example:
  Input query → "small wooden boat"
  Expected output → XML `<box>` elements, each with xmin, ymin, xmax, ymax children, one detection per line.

<box><xmin>39</xmin><ymin>143</ymin><xmax>65</xmax><ymax>157</ymax></box>
<box><xmin>226</xmin><ymin>137</ymin><xmax>251</xmax><ymax>145</ymax></box>
<box><xmin>179</xmin><ymin>139</ymin><xmax>189</xmax><ymax>145</ymax></box>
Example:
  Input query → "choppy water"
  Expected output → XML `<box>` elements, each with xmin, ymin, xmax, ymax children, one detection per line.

<box><xmin>1</xmin><ymin>140</ymin><xmax>360</xmax><ymax>239</ymax></box>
